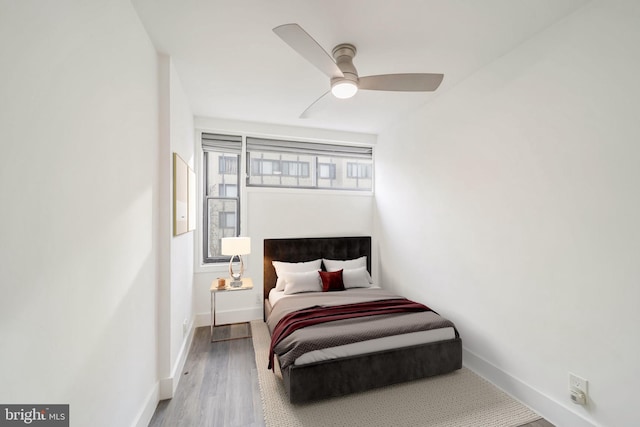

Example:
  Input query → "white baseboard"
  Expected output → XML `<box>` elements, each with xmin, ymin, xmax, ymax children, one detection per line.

<box><xmin>158</xmin><ymin>318</ymin><xmax>197</xmax><ymax>400</ymax></box>
<box><xmin>462</xmin><ymin>348</ymin><xmax>596</xmax><ymax>427</ymax></box>
<box><xmin>195</xmin><ymin>307</ymin><xmax>262</xmax><ymax>328</ymax></box>
<box><xmin>132</xmin><ymin>382</ymin><xmax>159</xmax><ymax>427</ymax></box>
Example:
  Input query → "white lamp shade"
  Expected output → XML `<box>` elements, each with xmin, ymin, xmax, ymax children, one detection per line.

<box><xmin>221</xmin><ymin>237</ymin><xmax>251</xmax><ymax>256</ymax></box>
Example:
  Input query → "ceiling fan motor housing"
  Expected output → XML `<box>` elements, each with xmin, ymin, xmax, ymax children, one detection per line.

<box><xmin>331</xmin><ymin>43</ymin><xmax>358</xmax><ymax>84</ymax></box>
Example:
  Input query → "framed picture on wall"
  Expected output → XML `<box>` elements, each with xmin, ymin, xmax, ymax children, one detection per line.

<box><xmin>173</xmin><ymin>153</ymin><xmax>188</xmax><ymax>236</ymax></box>
<box><xmin>188</xmin><ymin>167</ymin><xmax>196</xmax><ymax>231</ymax></box>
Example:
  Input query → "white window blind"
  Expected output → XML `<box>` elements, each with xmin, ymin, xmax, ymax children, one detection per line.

<box><xmin>246</xmin><ymin>137</ymin><xmax>372</xmax><ymax>159</ymax></box>
<box><xmin>202</xmin><ymin>133</ymin><xmax>242</xmax><ymax>154</ymax></box>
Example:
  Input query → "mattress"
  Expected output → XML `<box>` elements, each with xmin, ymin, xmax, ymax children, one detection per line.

<box><xmin>267</xmin><ymin>288</ymin><xmax>456</xmax><ymax>367</ymax></box>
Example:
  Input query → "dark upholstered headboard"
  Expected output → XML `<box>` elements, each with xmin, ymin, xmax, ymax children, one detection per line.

<box><xmin>263</xmin><ymin>236</ymin><xmax>372</xmax><ymax>300</ymax></box>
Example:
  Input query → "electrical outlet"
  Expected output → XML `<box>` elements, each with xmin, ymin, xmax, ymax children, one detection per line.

<box><xmin>569</xmin><ymin>372</ymin><xmax>588</xmax><ymax>394</ymax></box>
<box><xmin>255</xmin><ymin>294</ymin><xmax>261</xmax><ymax>305</ymax></box>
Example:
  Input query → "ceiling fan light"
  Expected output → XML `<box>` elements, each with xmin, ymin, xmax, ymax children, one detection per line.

<box><xmin>331</xmin><ymin>80</ymin><xmax>358</xmax><ymax>99</ymax></box>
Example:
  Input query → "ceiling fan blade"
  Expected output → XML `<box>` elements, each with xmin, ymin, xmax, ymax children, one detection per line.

<box><xmin>273</xmin><ymin>24</ymin><xmax>343</xmax><ymax>79</ymax></box>
<box><xmin>300</xmin><ymin>91</ymin><xmax>331</xmax><ymax>118</ymax></box>
<box><xmin>359</xmin><ymin>73</ymin><xmax>444</xmax><ymax>92</ymax></box>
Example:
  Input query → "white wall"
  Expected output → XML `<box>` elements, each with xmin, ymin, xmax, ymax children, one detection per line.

<box><xmin>246</xmin><ymin>187</ymin><xmax>375</xmax><ymax>285</ymax></box>
<box><xmin>0</xmin><ymin>1</ymin><xmax>160</xmax><ymax>426</ymax></box>
<box><xmin>192</xmin><ymin>118</ymin><xmax>376</xmax><ymax>325</ymax></box>
<box><xmin>374</xmin><ymin>1</ymin><xmax>640</xmax><ymax>426</ymax></box>
<box><xmin>157</xmin><ymin>56</ymin><xmax>195</xmax><ymax>399</ymax></box>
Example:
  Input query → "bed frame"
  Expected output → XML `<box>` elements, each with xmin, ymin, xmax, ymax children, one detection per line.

<box><xmin>263</xmin><ymin>236</ymin><xmax>462</xmax><ymax>404</ymax></box>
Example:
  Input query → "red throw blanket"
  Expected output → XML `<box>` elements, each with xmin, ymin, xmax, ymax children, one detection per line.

<box><xmin>268</xmin><ymin>298</ymin><xmax>431</xmax><ymax>370</ymax></box>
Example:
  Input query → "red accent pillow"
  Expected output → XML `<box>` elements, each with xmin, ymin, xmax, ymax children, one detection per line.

<box><xmin>319</xmin><ymin>269</ymin><xmax>345</xmax><ymax>292</ymax></box>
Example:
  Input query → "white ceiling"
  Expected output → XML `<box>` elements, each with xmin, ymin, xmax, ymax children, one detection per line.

<box><xmin>132</xmin><ymin>0</ymin><xmax>588</xmax><ymax>134</ymax></box>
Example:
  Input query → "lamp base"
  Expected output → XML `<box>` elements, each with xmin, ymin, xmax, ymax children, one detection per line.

<box><xmin>229</xmin><ymin>280</ymin><xmax>243</xmax><ymax>288</ymax></box>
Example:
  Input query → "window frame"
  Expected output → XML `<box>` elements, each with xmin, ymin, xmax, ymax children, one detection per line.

<box><xmin>202</xmin><ymin>133</ymin><xmax>243</xmax><ymax>264</ymax></box>
<box><xmin>197</xmin><ymin>130</ymin><xmax>374</xmax><ymax>268</ymax></box>
<box><xmin>246</xmin><ymin>137</ymin><xmax>373</xmax><ymax>191</ymax></box>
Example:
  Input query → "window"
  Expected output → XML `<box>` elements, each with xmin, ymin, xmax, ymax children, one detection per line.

<box><xmin>202</xmin><ymin>133</ymin><xmax>242</xmax><ymax>263</ymax></box>
<box><xmin>347</xmin><ymin>162</ymin><xmax>372</xmax><ymax>179</ymax></box>
<box><xmin>218</xmin><ymin>211</ymin><xmax>236</xmax><ymax>229</ymax></box>
<box><xmin>218</xmin><ymin>183</ymin><xmax>237</xmax><ymax>197</ymax></box>
<box><xmin>218</xmin><ymin>156</ymin><xmax>238</xmax><ymax>174</ymax></box>
<box><xmin>250</xmin><ymin>159</ymin><xmax>310</xmax><ymax>177</ymax></box>
<box><xmin>246</xmin><ymin>137</ymin><xmax>373</xmax><ymax>190</ymax></box>
<box><xmin>318</xmin><ymin>163</ymin><xmax>336</xmax><ymax>179</ymax></box>
<box><xmin>282</xmin><ymin>160</ymin><xmax>309</xmax><ymax>177</ymax></box>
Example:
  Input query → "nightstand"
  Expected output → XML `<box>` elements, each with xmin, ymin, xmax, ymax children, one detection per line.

<box><xmin>210</xmin><ymin>277</ymin><xmax>253</xmax><ymax>342</ymax></box>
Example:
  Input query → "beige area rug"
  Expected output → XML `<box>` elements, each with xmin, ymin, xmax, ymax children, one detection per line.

<box><xmin>251</xmin><ymin>320</ymin><xmax>541</xmax><ymax>427</ymax></box>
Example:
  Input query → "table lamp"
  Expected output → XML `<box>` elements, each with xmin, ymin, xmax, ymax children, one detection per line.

<box><xmin>221</xmin><ymin>237</ymin><xmax>251</xmax><ymax>287</ymax></box>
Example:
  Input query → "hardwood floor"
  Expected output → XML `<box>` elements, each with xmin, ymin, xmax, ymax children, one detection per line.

<box><xmin>149</xmin><ymin>325</ymin><xmax>553</xmax><ymax>427</ymax></box>
<box><xmin>149</xmin><ymin>325</ymin><xmax>263</xmax><ymax>427</ymax></box>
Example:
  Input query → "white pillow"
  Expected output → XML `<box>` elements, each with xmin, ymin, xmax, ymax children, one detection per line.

<box><xmin>342</xmin><ymin>267</ymin><xmax>373</xmax><ymax>289</ymax></box>
<box><xmin>273</xmin><ymin>259</ymin><xmax>322</xmax><ymax>291</ymax></box>
<box><xmin>323</xmin><ymin>256</ymin><xmax>367</xmax><ymax>272</ymax></box>
<box><xmin>283</xmin><ymin>270</ymin><xmax>322</xmax><ymax>295</ymax></box>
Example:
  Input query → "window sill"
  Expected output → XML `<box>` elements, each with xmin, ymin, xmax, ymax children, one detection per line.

<box><xmin>246</xmin><ymin>186</ymin><xmax>373</xmax><ymax>197</ymax></box>
<box><xmin>195</xmin><ymin>262</ymin><xmax>228</xmax><ymax>275</ymax></box>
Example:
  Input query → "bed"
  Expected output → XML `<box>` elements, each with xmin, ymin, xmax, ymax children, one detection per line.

<box><xmin>263</xmin><ymin>236</ymin><xmax>462</xmax><ymax>404</ymax></box>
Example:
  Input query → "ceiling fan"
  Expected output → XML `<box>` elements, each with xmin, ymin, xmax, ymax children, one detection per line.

<box><xmin>273</xmin><ymin>23</ymin><xmax>444</xmax><ymax>118</ymax></box>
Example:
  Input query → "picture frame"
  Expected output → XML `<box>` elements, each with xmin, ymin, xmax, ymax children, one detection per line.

<box><xmin>173</xmin><ymin>153</ymin><xmax>189</xmax><ymax>236</ymax></box>
<box><xmin>188</xmin><ymin>167</ymin><xmax>196</xmax><ymax>231</ymax></box>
